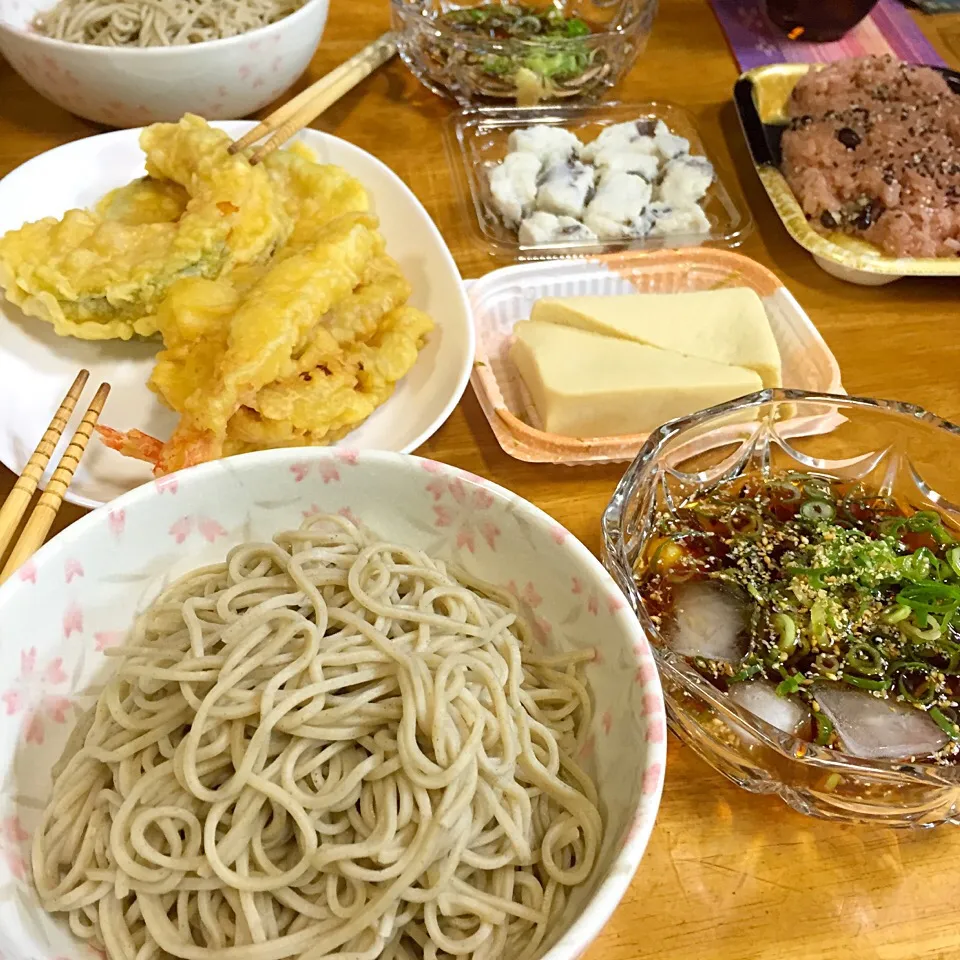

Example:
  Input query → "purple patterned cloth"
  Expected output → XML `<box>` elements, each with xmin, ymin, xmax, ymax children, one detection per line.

<box><xmin>709</xmin><ymin>0</ymin><xmax>944</xmax><ymax>70</ymax></box>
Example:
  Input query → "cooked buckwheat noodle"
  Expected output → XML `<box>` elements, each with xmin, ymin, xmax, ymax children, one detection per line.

<box><xmin>32</xmin><ymin>514</ymin><xmax>602</xmax><ymax>960</ymax></box>
<box><xmin>32</xmin><ymin>0</ymin><xmax>307</xmax><ymax>47</ymax></box>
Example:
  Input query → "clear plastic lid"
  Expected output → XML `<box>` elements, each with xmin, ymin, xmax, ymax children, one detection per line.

<box><xmin>444</xmin><ymin>100</ymin><xmax>753</xmax><ymax>260</ymax></box>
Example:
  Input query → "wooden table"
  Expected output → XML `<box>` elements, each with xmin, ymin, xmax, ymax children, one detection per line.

<box><xmin>2</xmin><ymin>1</ymin><xmax>960</xmax><ymax>957</ymax></box>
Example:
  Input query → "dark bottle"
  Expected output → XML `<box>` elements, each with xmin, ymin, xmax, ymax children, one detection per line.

<box><xmin>763</xmin><ymin>0</ymin><xmax>879</xmax><ymax>43</ymax></box>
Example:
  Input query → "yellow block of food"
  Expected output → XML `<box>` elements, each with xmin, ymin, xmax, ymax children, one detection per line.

<box><xmin>510</xmin><ymin>320</ymin><xmax>763</xmax><ymax>438</ymax></box>
<box><xmin>530</xmin><ymin>287</ymin><xmax>782</xmax><ymax>388</ymax></box>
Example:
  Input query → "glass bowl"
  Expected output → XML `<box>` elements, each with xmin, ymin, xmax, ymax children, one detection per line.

<box><xmin>390</xmin><ymin>0</ymin><xmax>658</xmax><ymax>106</ymax></box>
<box><xmin>601</xmin><ymin>389</ymin><xmax>960</xmax><ymax>826</ymax></box>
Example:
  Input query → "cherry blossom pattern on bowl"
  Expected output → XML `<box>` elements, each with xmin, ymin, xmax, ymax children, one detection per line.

<box><xmin>0</xmin><ymin>447</ymin><xmax>665</xmax><ymax>960</ymax></box>
<box><xmin>0</xmin><ymin>0</ymin><xmax>329</xmax><ymax>126</ymax></box>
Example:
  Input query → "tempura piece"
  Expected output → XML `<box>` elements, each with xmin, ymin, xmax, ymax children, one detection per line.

<box><xmin>264</xmin><ymin>144</ymin><xmax>371</xmax><ymax>248</ymax></box>
<box><xmin>102</xmin><ymin>212</ymin><xmax>383</xmax><ymax>473</ymax></box>
<box><xmin>97</xmin><ymin>178</ymin><xmax>189</xmax><ymax>225</ymax></box>
<box><xmin>0</xmin><ymin>115</ymin><xmax>289</xmax><ymax>340</ymax></box>
<box><xmin>226</xmin><ymin>305</ymin><xmax>434</xmax><ymax>453</ymax></box>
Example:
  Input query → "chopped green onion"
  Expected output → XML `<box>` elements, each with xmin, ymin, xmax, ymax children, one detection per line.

<box><xmin>881</xmin><ymin>604</ymin><xmax>912</xmax><ymax>625</ymax></box>
<box><xmin>767</xmin><ymin>480</ymin><xmax>802</xmax><ymax>503</ymax></box>
<box><xmin>929</xmin><ymin>706</ymin><xmax>960</xmax><ymax>741</ymax></box>
<box><xmin>897</xmin><ymin>673</ymin><xmax>937</xmax><ymax>705</ymax></box>
<box><xmin>814</xmin><ymin>653</ymin><xmax>841</xmax><ymax>675</ymax></box>
<box><xmin>899</xmin><ymin>621</ymin><xmax>943</xmax><ymax>643</ymax></box>
<box><xmin>845</xmin><ymin>641</ymin><xmax>885</xmax><ymax>676</ymax></box>
<box><xmin>775</xmin><ymin>672</ymin><xmax>803</xmax><ymax>697</ymax></box>
<box><xmin>729</xmin><ymin>660</ymin><xmax>764</xmax><ymax>683</ymax></box>
<box><xmin>947</xmin><ymin>547</ymin><xmax>960</xmax><ymax>579</ymax></box>
<box><xmin>879</xmin><ymin>516</ymin><xmax>906</xmax><ymax>538</ymax></box>
<box><xmin>772</xmin><ymin>612</ymin><xmax>797</xmax><ymax>653</ymax></box>
<box><xmin>814</xmin><ymin>711</ymin><xmax>835</xmax><ymax>746</ymax></box>
<box><xmin>907</xmin><ymin>511</ymin><xmax>955</xmax><ymax>544</ymax></box>
<box><xmin>843</xmin><ymin>675</ymin><xmax>891</xmax><ymax>692</ymax></box>
<box><xmin>801</xmin><ymin>499</ymin><xmax>836</xmax><ymax>521</ymax></box>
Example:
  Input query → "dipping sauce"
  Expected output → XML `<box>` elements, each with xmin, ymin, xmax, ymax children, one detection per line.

<box><xmin>430</xmin><ymin>3</ymin><xmax>603</xmax><ymax>104</ymax></box>
<box><xmin>636</xmin><ymin>471</ymin><xmax>960</xmax><ymax>762</ymax></box>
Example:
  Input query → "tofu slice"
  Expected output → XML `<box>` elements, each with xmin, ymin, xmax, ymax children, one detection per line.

<box><xmin>529</xmin><ymin>288</ymin><xmax>782</xmax><ymax>388</ymax></box>
<box><xmin>510</xmin><ymin>320</ymin><xmax>763</xmax><ymax>438</ymax></box>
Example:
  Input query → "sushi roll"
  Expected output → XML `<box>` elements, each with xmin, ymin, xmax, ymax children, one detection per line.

<box><xmin>656</xmin><ymin>155</ymin><xmax>715</xmax><ymax>205</ymax></box>
<box><xmin>581</xmin><ymin>120</ymin><xmax>657</xmax><ymax>162</ymax></box>
<box><xmin>535</xmin><ymin>159</ymin><xmax>596</xmax><ymax>219</ymax></box>
<box><xmin>507</xmin><ymin>126</ymin><xmax>582</xmax><ymax>167</ymax></box>
<box><xmin>592</xmin><ymin>148</ymin><xmax>660</xmax><ymax>182</ymax></box>
<box><xmin>582</xmin><ymin>171</ymin><xmax>653</xmax><ymax>240</ymax></box>
<box><xmin>518</xmin><ymin>211</ymin><xmax>599</xmax><ymax>245</ymax></box>
<box><xmin>488</xmin><ymin>152</ymin><xmax>541</xmax><ymax>227</ymax></box>
<box><xmin>646</xmin><ymin>202</ymin><xmax>711</xmax><ymax>237</ymax></box>
<box><xmin>653</xmin><ymin>120</ymin><xmax>691</xmax><ymax>160</ymax></box>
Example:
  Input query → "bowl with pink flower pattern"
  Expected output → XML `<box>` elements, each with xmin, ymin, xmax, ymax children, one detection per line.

<box><xmin>0</xmin><ymin>0</ymin><xmax>329</xmax><ymax>127</ymax></box>
<box><xmin>0</xmin><ymin>447</ymin><xmax>664</xmax><ymax>960</ymax></box>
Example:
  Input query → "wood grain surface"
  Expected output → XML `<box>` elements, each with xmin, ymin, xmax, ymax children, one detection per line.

<box><xmin>2</xmin><ymin>1</ymin><xmax>960</xmax><ymax>957</ymax></box>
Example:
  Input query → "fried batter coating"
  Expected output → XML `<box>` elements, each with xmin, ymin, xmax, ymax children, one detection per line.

<box><xmin>226</xmin><ymin>306</ymin><xmax>434</xmax><ymax>454</ymax></box>
<box><xmin>132</xmin><ymin>212</ymin><xmax>383</xmax><ymax>473</ymax></box>
<box><xmin>0</xmin><ymin>115</ymin><xmax>288</xmax><ymax>340</ymax></box>
<box><xmin>97</xmin><ymin>178</ymin><xmax>189</xmax><ymax>225</ymax></box>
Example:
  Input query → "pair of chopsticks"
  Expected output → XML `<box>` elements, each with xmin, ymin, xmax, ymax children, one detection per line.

<box><xmin>0</xmin><ymin>371</ymin><xmax>110</xmax><ymax>586</ymax></box>
<box><xmin>230</xmin><ymin>31</ymin><xmax>398</xmax><ymax>165</ymax></box>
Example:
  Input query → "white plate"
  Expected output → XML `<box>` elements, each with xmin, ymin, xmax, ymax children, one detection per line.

<box><xmin>0</xmin><ymin>121</ymin><xmax>473</xmax><ymax>509</ymax></box>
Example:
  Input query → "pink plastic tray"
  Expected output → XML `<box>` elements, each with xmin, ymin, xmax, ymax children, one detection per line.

<box><xmin>467</xmin><ymin>248</ymin><xmax>844</xmax><ymax>465</ymax></box>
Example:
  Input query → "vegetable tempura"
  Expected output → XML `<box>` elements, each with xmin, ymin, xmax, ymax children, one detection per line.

<box><xmin>0</xmin><ymin>116</ymin><xmax>434</xmax><ymax>471</ymax></box>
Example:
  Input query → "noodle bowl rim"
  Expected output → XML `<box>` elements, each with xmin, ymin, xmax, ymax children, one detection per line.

<box><xmin>0</xmin><ymin>0</ymin><xmax>326</xmax><ymax>53</ymax></box>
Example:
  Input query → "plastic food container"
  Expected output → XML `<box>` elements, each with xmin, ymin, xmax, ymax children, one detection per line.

<box><xmin>446</xmin><ymin>100</ymin><xmax>752</xmax><ymax>260</ymax></box>
<box><xmin>734</xmin><ymin>62</ymin><xmax>960</xmax><ymax>286</ymax></box>
<box><xmin>467</xmin><ymin>247</ymin><xmax>844</xmax><ymax>465</ymax></box>
<box><xmin>391</xmin><ymin>0</ymin><xmax>658</xmax><ymax>107</ymax></box>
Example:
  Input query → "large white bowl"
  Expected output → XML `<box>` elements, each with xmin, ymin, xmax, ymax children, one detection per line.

<box><xmin>0</xmin><ymin>448</ymin><xmax>665</xmax><ymax>960</ymax></box>
<box><xmin>0</xmin><ymin>121</ymin><xmax>474</xmax><ymax>508</ymax></box>
<box><xmin>0</xmin><ymin>0</ymin><xmax>329</xmax><ymax>126</ymax></box>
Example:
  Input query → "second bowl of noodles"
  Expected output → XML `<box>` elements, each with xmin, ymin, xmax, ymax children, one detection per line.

<box><xmin>0</xmin><ymin>447</ymin><xmax>665</xmax><ymax>960</ymax></box>
<box><xmin>0</xmin><ymin>0</ymin><xmax>329</xmax><ymax>126</ymax></box>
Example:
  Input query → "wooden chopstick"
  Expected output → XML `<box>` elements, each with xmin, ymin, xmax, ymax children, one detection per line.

<box><xmin>0</xmin><ymin>369</ymin><xmax>89</xmax><ymax>565</ymax></box>
<box><xmin>229</xmin><ymin>32</ymin><xmax>397</xmax><ymax>165</ymax></box>
<box><xmin>0</xmin><ymin>379</ymin><xmax>111</xmax><ymax>586</ymax></box>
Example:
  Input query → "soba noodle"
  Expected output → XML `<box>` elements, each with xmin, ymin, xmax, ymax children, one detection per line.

<box><xmin>32</xmin><ymin>0</ymin><xmax>307</xmax><ymax>47</ymax></box>
<box><xmin>32</xmin><ymin>514</ymin><xmax>603</xmax><ymax>960</ymax></box>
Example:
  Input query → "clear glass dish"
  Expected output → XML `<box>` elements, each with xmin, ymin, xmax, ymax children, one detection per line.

<box><xmin>601</xmin><ymin>389</ymin><xmax>960</xmax><ymax>826</ymax></box>
<box><xmin>445</xmin><ymin>100</ymin><xmax>751</xmax><ymax>260</ymax></box>
<box><xmin>390</xmin><ymin>0</ymin><xmax>657</xmax><ymax>106</ymax></box>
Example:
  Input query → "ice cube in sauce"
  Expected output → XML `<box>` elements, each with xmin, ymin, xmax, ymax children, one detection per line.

<box><xmin>663</xmin><ymin>582</ymin><xmax>749</xmax><ymax>662</ymax></box>
<box><xmin>813</xmin><ymin>682</ymin><xmax>951</xmax><ymax>761</ymax></box>
<box><xmin>729</xmin><ymin>680</ymin><xmax>811</xmax><ymax>736</ymax></box>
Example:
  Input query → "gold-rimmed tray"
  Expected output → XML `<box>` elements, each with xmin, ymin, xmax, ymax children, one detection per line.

<box><xmin>733</xmin><ymin>62</ymin><xmax>960</xmax><ymax>286</ymax></box>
